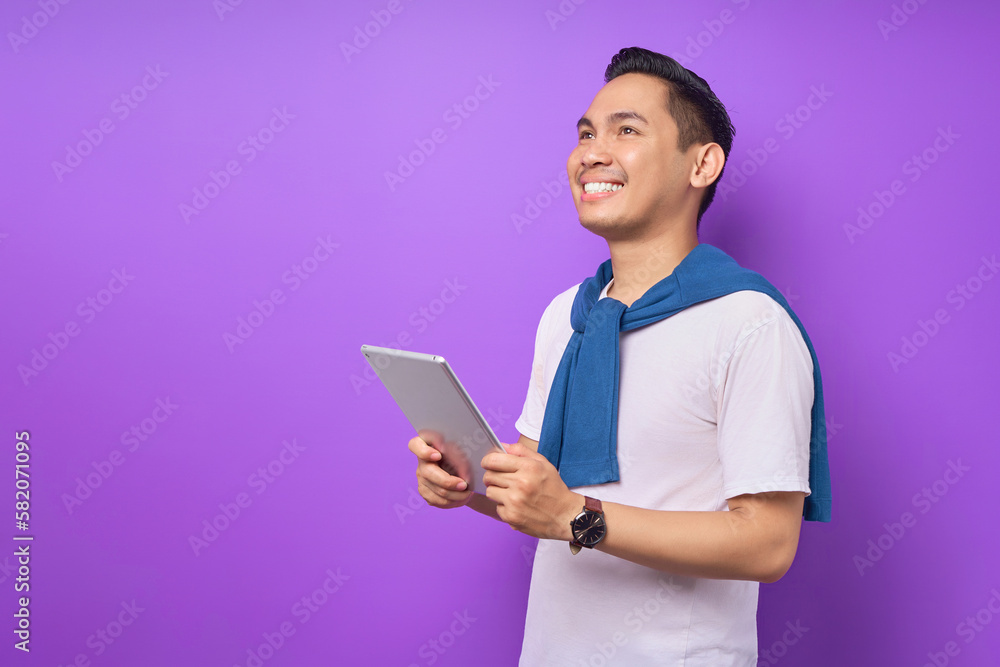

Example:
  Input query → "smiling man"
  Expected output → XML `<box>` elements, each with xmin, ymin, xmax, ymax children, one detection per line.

<box><xmin>408</xmin><ymin>46</ymin><xmax>831</xmax><ymax>665</ymax></box>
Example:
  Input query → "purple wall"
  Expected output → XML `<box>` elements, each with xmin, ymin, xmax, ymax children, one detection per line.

<box><xmin>2</xmin><ymin>1</ymin><xmax>998</xmax><ymax>665</ymax></box>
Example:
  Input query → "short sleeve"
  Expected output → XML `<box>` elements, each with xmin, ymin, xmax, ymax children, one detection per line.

<box><xmin>716</xmin><ymin>305</ymin><xmax>814</xmax><ymax>500</ymax></box>
<box><xmin>514</xmin><ymin>302</ymin><xmax>554</xmax><ymax>442</ymax></box>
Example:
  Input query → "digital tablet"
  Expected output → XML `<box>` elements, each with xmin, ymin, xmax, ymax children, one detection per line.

<box><xmin>360</xmin><ymin>344</ymin><xmax>508</xmax><ymax>494</ymax></box>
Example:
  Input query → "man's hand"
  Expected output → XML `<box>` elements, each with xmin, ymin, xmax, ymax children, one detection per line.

<box><xmin>481</xmin><ymin>441</ymin><xmax>582</xmax><ymax>540</ymax></box>
<box><xmin>408</xmin><ymin>435</ymin><xmax>473</xmax><ymax>509</ymax></box>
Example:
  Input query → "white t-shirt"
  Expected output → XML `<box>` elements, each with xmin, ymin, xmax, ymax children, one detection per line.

<box><xmin>515</xmin><ymin>278</ymin><xmax>814</xmax><ymax>666</ymax></box>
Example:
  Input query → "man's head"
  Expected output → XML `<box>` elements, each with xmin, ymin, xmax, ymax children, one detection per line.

<box><xmin>568</xmin><ymin>46</ymin><xmax>734</xmax><ymax>238</ymax></box>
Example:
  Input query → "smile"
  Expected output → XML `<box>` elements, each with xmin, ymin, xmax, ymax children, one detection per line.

<box><xmin>583</xmin><ymin>182</ymin><xmax>624</xmax><ymax>193</ymax></box>
<box><xmin>581</xmin><ymin>182</ymin><xmax>625</xmax><ymax>201</ymax></box>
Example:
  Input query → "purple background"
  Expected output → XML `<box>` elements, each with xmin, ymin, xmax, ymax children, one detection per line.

<box><xmin>2</xmin><ymin>0</ymin><xmax>998</xmax><ymax>665</ymax></box>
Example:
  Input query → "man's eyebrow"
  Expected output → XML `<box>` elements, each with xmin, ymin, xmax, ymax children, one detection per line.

<box><xmin>576</xmin><ymin>110</ymin><xmax>650</xmax><ymax>130</ymax></box>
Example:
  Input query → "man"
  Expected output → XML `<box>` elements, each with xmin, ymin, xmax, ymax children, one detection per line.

<box><xmin>408</xmin><ymin>46</ymin><xmax>831</xmax><ymax>665</ymax></box>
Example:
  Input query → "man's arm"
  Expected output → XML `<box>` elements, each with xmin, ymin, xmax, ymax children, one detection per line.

<box><xmin>474</xmin><ymin>434</ymin><xmax>806</xmax><ymax>583</ymax></box>
<box><xmin>591</xmin><ymin>490</ymin><xmax>805</xmax><ymax>584</ymax></box>
<box><xmin>481</xmin><ymin>441</ymin><xmax>806</xmax><ymax>584</ymax></box>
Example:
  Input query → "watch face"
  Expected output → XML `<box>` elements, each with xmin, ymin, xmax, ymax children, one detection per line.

<box><xmin>572</xmin><ymin>511</ymin><xmax>606</xmax><ymax>547</ymax></box>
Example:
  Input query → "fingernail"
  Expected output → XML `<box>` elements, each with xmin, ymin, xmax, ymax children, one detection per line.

<box><xmin>457</xmin><ymin>481</ymin><xmax>467</xmax><ymax>491</ymax></box>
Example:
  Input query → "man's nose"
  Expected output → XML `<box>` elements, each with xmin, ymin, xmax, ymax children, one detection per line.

<box><xmin>582</xmin><ymin>141</ymin><xmax>612</xmax><ymax>167</ymax></box>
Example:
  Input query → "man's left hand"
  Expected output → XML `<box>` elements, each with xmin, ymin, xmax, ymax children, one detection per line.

<box><xmin>481</xmin><ymin>442</ymin><xmax>583</xmax><ymax>541</ymax></box>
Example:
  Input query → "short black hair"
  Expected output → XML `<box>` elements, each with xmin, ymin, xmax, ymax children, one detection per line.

<box><xmin>604</xmin><ymin>46</ymin><xmax>735</xmax><ymax>228</ymax></box>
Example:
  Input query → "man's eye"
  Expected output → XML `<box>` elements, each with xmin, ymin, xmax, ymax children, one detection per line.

<box><xmin>579</xmin><ymin>131</ymin><xmax>593</xmax><ymax>140</ymax></box>
<box><xmin>621</xmin><ymin>127</ymin><xmax>635</xmax><ymax>134</ymax></box>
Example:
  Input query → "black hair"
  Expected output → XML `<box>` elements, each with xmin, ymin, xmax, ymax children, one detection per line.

<box><xmin>604</xmin><ymin>46</ymin><xmax>735</xmax><ymax>228</ymax></box>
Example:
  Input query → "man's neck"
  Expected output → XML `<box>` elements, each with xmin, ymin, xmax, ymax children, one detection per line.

<box><xmin>604</xmin><ymin>225</ymin><xmax>699</xmax><ymax>308</ymax></box>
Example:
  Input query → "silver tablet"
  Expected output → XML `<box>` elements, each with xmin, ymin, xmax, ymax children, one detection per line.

<box><xmin>361</xmin><ymin>344</ymin><xmax>508</xmax><ymax>494</ymax></box>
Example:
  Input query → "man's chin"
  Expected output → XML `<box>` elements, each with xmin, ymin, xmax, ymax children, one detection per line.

<box><xmin>580</xmin><ymin>216</ymin><xmax>648</xmax><ymax>243</ymax></box>
<box><xmin>578</xmin><ymin>212</ymin><xmax>624</xmax><ymax>230</ymax></box>
<box><xmin>578</xmin><ymin>215</ymin><xmax>630</xmax><ymax>242</ymax></box>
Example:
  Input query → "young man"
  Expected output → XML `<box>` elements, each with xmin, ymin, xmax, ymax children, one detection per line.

<box><xmin>408</xmin><ymin>46</ymin><xmax>831</xmax><ymax>665</ymax></box>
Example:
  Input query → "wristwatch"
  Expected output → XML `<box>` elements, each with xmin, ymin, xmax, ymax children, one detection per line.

<box><xmin>569</xmin><ymin>496</ymin><xmax>606</xmax><ymax>554</ymax></box>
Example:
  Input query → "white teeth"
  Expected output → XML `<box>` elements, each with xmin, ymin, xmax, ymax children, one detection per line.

<box><xmin>583</xmin><ymin>182</ymin><xmax>624</xmax><ymax>193</ymax></box>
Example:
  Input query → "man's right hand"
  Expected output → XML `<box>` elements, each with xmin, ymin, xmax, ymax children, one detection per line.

<box><xmin>408</xmin><ymin>435</ymin><xmax>474</xmax><ymax>509</ymax></box>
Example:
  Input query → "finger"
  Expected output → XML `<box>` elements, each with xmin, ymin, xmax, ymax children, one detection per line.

<box><xmin>417</xmin><ymin>460</ymin><xmax>469</xmax><ymax>493</ymax></box>
<box><xmin>420</xmin><ymin>460</ymin><xmax>469</xmax><ymax>491</ymax></box>
<box><xmin>418</xmin><ymin>480</ymin><xmax>460</xmax><ymax>507</ymax></box>
<box><xmin>481</xmin><ymin>452</ymin><xmax>520</xmax><ymax>473</ymax></box>
<box><xmin>409</xmin><ymin>435</ymin><xmax>442</xmax><ymax>462</ymax></box>
<box><xmin>505</xmin><ymin>441</ymin><xmax>540</xmax><ymax>458</ymax></box>
<box><xmin>408</xmin><ymin>435</ymin><xmax>442</xmax><ymax>462</ymax></box>
<box><xmin>419</xmin><ymin>478</ymin><xmax>471</xmax><ymax>505</ymax></box>
<box><xmin>417</xmin><ymin>479</ymin><xmax>449</xmax><ymax>506</ymax></box>
<box><xmin>484</xmin><ymin>484</ymin><xmax>506</xmax><ymax>507</ymax></box>
<box><xmin>481</xmin><ymin>470</ymin><xmax>510</xmax><ymax>489</ymax></box>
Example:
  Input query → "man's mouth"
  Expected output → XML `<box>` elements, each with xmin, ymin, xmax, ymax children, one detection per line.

<box><xmin>581</xmin><ymin>182</ymin><xmax>625</xmax><ymax>200</ymax></box>
<box><xmin>583</xmin><ymin>182</ymin><xmax>624</xmax><ymax>193</ymax></box>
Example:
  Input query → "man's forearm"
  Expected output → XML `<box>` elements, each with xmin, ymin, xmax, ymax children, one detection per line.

<box><xmin>591</xmin><ymin>500</ymin><xmax>795</xmax><ymax>583</ymax></box>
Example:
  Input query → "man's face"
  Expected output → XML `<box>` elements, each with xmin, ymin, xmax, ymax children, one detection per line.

<box><xmin>567</xmin><ymin>73</ymin><xmax>696</xmax><ymax>240</ymax></box>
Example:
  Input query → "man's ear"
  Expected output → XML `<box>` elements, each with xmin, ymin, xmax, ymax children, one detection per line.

<box><xmin>691</xmin><ymin>142</ymin><xmax>726</xmax><ymax>189</ymax></box>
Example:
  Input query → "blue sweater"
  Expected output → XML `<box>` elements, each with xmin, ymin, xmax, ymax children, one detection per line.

<box><xmin>536</xmin><ymin>243</ymin><xmax>832</xmax><ymax>522</ymax></box>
